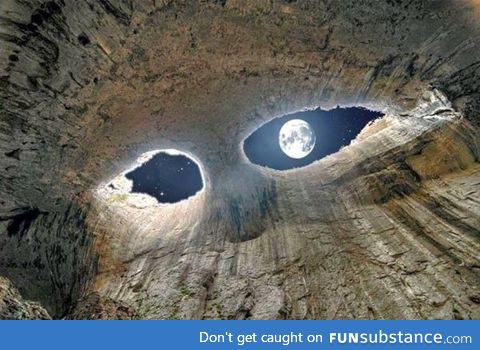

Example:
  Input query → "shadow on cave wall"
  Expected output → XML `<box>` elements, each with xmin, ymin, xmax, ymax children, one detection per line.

<box><xmin>0</xmin><ymin>200</ymin><xmax>97</xmax><ymax>318</ymax></box>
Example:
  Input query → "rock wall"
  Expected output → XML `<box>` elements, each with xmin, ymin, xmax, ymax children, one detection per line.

<box><xmin>0</xmin><ymin>276</ymin><xmax>51</xmax><ymax>319</ymax></box>
<box><xmin>0</xmin><ymin>0</ymin><xmax>479</xmax><ymax>319</ymax></box>
<box><xmin>0</xmin><ymin>200</ymin><xmax>96</xmax><ymax>317</ymax></box>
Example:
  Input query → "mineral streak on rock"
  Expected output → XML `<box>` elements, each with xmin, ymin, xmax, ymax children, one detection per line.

<box><xmin>0</xmin><ymin>0</ymin><xmax>479</xmax><ymax>319</ymax></box>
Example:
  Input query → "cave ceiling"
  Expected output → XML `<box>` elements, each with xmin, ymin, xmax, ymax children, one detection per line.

<box><xmin>0</xmin><ymin>0</ymin><xmax>479</xmax><ymax>319</ymax></box>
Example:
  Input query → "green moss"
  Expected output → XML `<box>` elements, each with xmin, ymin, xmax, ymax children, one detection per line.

<box><xmin>136</xmin><ymin>297</ymin><xmax>144</xmax><ymax>308</ymax></box>
<box><xmin>179</xmin><ymin>285</ymin><xmax>193</xmax><ymax>297</ymax></box>
<box><xmin>168</xmin><ymin>311</ymin><xmax>179</xmax><ymax>320</ymax></box>
<box><xmin>143</xmin><ymin>69</ymin><xmax>160</xmax><ymax>83</ymax></box>
<box><xmin>128</xmin><ymin>46</ymin><xmax>147</xmax><ymax>63</ymax></box>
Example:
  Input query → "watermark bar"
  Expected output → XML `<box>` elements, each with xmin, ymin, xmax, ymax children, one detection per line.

<box><xmin>1</xmin><ymin>320</ymin><xmax>477</xmax><ymax>350</ymax></box>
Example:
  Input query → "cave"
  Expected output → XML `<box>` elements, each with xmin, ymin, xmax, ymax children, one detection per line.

<box><xmin>0</xmin><ymin>0</ymin><xmax>479</xmax><ymax>320</ymax></box>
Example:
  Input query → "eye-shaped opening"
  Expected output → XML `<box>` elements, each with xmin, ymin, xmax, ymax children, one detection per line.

<box><xmin>243</xmin><ymin>107</ymin><xmax>384</xmax><ymax>170</ymax></box>
<box><xmin>104</xmin><ymin>149</ymin><xmax>205</xmax><ymax>205</ymax></box>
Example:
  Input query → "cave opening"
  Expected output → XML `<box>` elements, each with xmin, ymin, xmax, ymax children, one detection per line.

<box><xmin>123</xmin><ymin>151</ymin><xmax>204</xmax><ymax>204</ymax></box>
<box><xmin>243</xmin><ymin>107</ymin><xmax>384</xmax><ymax>170</ymax></box>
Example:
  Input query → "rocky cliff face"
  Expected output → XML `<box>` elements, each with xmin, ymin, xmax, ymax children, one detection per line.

<box><xmin>0</xmin><ymin>0</ymin><xmax>479</xmax><ymax>319</ymax></box>
<box><xmin>0</xmin><ymin>276</ymin><xmax>51</xmax><ymax>319</ymax></box>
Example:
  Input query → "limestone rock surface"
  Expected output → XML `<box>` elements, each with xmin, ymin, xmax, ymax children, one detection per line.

<box><xmin>0</xmin><ymin>276</ymin><xmax>51</xmax><ymax>319</ymax></box>
<box><xmin>66</xmin><ymin>292</ymin><xmax>138</xmax><ymax>320</ymax></box>
<box><xmin>0</xmin><ymin>0</ymin><xmax>479</xmax><ymax>319</ymax></box>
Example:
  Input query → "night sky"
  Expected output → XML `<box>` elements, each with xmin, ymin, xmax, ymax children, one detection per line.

<box><xmin>125</xmin><ymin>153</ymin><xmax>203</xmax><ymax>203</ymax></box>
<box><xmin>243</xmin><ymin>107</ymin><xmax>384</xmax><ymax>170</ymax></box>
<box><xmin>125</xmin><ymin>108</ymin><xmax>382</xmax><ymax>203</ymax></box>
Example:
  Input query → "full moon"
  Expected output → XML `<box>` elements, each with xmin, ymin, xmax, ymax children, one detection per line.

<box><xmin>279</xmin><ymin>119</ymin><xmax>316</xmax><ymax>159</ymax></box>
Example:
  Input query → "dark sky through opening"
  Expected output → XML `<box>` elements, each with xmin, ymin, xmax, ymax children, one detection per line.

<box><xmin>125</xmin><ymin>152</ymin><xmax>203</xmax><ymax>203</ymax></box>
<box><xmin>243</xmin><ymin>107</ymin><xmax>384</xmax><ymax>170</ymax></box>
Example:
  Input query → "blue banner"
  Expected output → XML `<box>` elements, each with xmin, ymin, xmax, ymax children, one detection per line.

<box><xmin>1</xmin><ymin>320</ymin><xmax>477</xmax><ymax>350</ymax></box>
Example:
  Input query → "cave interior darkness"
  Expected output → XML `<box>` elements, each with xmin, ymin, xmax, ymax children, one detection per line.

<box><xmin>0</xmin><ymin>0</ymin><xmax>479</xmax><ymax>320</ymax></box>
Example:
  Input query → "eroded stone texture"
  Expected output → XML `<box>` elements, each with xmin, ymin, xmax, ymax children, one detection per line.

<box><xmin>0</xmin><ymin>0</ymin><xmax>479</xmax><ymax>319</ymax></box>
<box><xmin>0</xmin><ymin>276</ymin><xmax>51</xmax><ymax>319</ymax></box>
<box><xmin>66</xmin><ymin>292</ymin><xmax>138</xmax><ymax>320</ymax></box>
<box><xmin>0</xmin><ymin>200</ymin><xmax>96</xmax><ymax>317</ymax></box>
